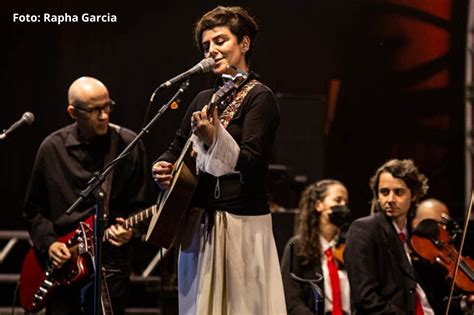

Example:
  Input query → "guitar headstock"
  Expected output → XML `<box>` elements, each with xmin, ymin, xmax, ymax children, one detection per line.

<box><xmin>209</xmin><ymin>71</ymin><xmax>248</xmax><ymax>113</ymax></box>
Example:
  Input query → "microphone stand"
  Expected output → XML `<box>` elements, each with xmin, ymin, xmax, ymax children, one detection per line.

<box><xmin>93</xmin><ymin>189</ymin><xmax>105</xmax><ymax>315</ymax></box>
<box><xmin>65</xmin><ymin>79</ymin><xmax>190</xmax><ymax>314</ymax></box>
<box><xmin>289</xmin><ymin>242</ymin><xmax>324</xmax><ymax>315</ymax></box>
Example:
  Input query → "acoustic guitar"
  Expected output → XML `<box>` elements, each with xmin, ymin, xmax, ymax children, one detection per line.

<box><xmin>19</xmin><ymin>204</ymin><xmax>157</xmax><ymax>313</ymax></box>
<box><xmin>146</xmin><ymin>74</ymin><xmax>247</xmax><ymax>248</ymax></box>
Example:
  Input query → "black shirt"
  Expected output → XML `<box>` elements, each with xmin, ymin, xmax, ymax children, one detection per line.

<box><xmin>158</xmin><ymin>81</ymin><xmax>279</xmax><ymax>215</ymax></box>
<box><xmin>23</xmin><ymin>123</ymin><xmax>152</xmax><ymax>265</ymax></box>
<box><xmin>281</xmin><ymin>236</ymin><xmax>323</xmax><ymax>315</ymax></box>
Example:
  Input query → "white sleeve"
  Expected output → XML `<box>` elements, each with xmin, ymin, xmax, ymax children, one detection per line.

<box><xmin>191</xmin><ymin>123</ymin><xmax>240</xmax><ymax>177</ymax></box>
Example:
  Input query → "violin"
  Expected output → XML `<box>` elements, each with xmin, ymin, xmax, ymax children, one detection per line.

<box><xmin>332</xmin><ymin>229</ymin><xmax>347</xmax><ymax>266</ymax></box>
<box><xmin>333</xmin><ymin>243</ymin><xmax>345</xmax><ymax>266</ymax></box>
<box><xmin>329</xmin><ymin>204</ymin><xmax>350</xmax><ymax>266</ymax></box>
<box><xmin>410</xmin><ymin>218</ymin><xmax>474</xmax><ymax>293</ymax></box>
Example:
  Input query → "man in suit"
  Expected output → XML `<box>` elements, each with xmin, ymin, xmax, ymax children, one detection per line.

<box><xmin>343</xmin><ymin>159</ymin><xmax>434</xmax><ymax>314</ymax></box>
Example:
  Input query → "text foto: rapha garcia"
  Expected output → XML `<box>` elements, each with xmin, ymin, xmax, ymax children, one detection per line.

<box><xmin>13</xmin><ymin>13</ymin><xmax>117</xmax><ymax>24</ymax></box>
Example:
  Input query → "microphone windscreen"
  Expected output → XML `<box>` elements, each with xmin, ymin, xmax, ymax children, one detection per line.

<box><xmin>199</xmin><ymin>58</ymin><xmax>216</xmax><ymax>73</ymax></box>
<box><xmin>22</xmin><ymin>112</ymin><xmax>35</xmax><ymax>125</ymax></box>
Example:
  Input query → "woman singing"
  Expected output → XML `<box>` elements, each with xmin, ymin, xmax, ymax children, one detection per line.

<box><xmin>151</xmin><ymin>6</ymin><xmax>286</xmax><ymax>315</ymax></box>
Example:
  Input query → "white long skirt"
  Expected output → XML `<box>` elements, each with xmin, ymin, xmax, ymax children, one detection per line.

<box><xmin>178</xmin><ymin>209</ymin><xmax>287</xmax><ymax>315</ymax></box>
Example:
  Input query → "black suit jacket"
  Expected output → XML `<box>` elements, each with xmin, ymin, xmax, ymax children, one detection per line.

<box><xmin>343</xmin><ymin>211</ymin><xmax>419</xmax><ymax>314</ymax></box>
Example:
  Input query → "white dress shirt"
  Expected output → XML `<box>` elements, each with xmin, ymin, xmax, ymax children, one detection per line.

<box><xmin>392</xmin><ymin>223</ymin><xmax>434</xmax><ymax>315</ymax></box>
<box><xmin>320</xmin><ymin>235</ymin><xmax>351</xmax><ymax>314</ymax></box>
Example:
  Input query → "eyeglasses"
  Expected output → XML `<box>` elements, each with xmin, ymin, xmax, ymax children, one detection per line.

<box><xmin>73</xmin><ymin>99</ymin><xmax>116</xmax><ymax>116</ymax></box>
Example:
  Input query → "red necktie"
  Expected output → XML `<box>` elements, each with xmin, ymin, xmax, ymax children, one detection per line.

<box><xmin>325</xmin><ymin>248</ymin><xmax>343</xmax><ymax>315</ymax></box>
<box><xmin>398</xmin><ymin>232</ymin><xmax>406</xmax><ymax>242</ymax></box>
<box><xmin>398</xmin><ymin>232</ymin><xmax>424</xmax><ymax>315</ymax></box>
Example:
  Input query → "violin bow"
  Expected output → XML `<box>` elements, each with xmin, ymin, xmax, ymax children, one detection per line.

<box><xmin>445</xmin><ymin>190</ymin><xmax>474</xmax><ymax>315</ymax></box>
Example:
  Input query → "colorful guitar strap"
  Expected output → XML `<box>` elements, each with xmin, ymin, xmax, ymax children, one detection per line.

<box><xmin>218</xmin><ymin>79</ymin><xmax>260</xmax><ymax>129</ymax></box>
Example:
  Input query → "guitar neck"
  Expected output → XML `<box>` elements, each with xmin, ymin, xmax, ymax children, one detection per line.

<box><xmin>100</xmin><ymin>269</ymin><xmax>114</xmax><ymax>315</ymax></box>
<box><xmin>123</xmin><ymin>205</ymin><xmax>158</xmax><ymax>229</ymax></box>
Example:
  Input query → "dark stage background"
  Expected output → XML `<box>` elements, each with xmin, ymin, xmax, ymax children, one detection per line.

<box><xmin>0</xmin><ymin>1</ymin><xmax>473</xmax><ymax>309</ymax></box>
<box><xmin>1</xmin><ymin>0</ymin><xmax>470</xmax><ymax>225</ymax></box>
<box><xmin>0</xmin><ymin>0</ymin><xmax>472</xmax><ymax>314</ymax></box>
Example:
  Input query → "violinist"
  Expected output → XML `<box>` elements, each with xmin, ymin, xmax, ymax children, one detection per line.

<box><xmin>412</xmin><ymin>198</ymin><xmax>449</xmax><ymax>230</ymax></box>
<box><xmin>344</xmin><ymin>159</ymin><xmax>435</xmax><ymax>314</ymax></box>
<box><xmin>411</xmin><ymin>198</ymin><xmax>474</xmax><ymax>314</ymax></box>
<box><xmin>281</xmin><ymin>179</ymin><xmax>351</xmax><ymax>315</ymax></box>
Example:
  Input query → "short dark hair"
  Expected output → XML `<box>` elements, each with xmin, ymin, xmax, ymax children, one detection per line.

<box><xmin>370</xmin><ymin>159</ymin><xmax>428</xmax><ymax>212</ymax></box>
<box><xmin>194</xmin><ymin>6</ymin><xmax>258</xmax><ymax>63</ymax></box>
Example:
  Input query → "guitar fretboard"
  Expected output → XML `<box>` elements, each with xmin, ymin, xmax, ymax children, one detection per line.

<box><xmin>124</xmin><ymin>205</ymin><xmax>157</xmax><ymax>229</ymax></box>
<box><xmin>101</xmin><ymin>269</ymin><xmax>114</xmax><ymax>315</ymax></box>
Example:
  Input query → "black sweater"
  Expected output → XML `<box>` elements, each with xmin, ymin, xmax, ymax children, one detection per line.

<box><xmin>158</xmin><ymin>80</ymin><xmax>279</xmax><ymax>215</ymax></box>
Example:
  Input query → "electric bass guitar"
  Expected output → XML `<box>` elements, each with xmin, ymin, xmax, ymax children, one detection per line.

<box><xmin>19</xmin><ymin>204</ymin><xmax>158</xmax><ymax>313</ymax></box>
<box><xmin>146</xmin><ymin>74</ymin><xmax>247</xmax><ymax>248</ymax></box>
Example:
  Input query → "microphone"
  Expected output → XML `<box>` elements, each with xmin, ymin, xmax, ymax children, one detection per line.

<box><xmin>0</xmin><ymin>112</ymin><xmax>35</xmax><ymax>140</ymax></box>
<box><xmin>159</xmin><ymin>58</ymin><xmax>215</xmax><ymax>89</ymax></box>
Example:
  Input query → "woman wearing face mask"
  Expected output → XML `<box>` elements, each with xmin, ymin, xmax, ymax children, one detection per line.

<box><xmin>151</xmin><ymin>6</ymin><xmax>286</xmax><ymax>315</ymax></box>
<box><xmin>281</xmin><ymin>179</ymin><xmax>351</xmax><ymax>315</ymax></box>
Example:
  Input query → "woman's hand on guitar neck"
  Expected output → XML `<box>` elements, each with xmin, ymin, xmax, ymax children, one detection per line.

<box><xmin>191</xmin><ymin>105</ymin><xmax>219</xmax><ymax>147</ymax></box>
<box><xmin>48</xmin><ymin>241</ymin><xmax>71</xmax><ymax>269</ymax></box>
<box><xmin>152</xmin><ymin>161</ymin><xmax>174</xmax><ymax>190</ymax></box>
<box><xmin>105</xmin><ymin>217</ymin><xmax>133</xmax><ymax>247</ymax></box>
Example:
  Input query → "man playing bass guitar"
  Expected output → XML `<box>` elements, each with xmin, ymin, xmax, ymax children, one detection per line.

<box><xmin>22</xmin><ymin>76</ymin><xmax>153</xmax><ymax>314</ymax></box>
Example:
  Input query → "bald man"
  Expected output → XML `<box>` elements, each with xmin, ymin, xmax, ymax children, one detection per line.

<box><xmin>411</xmin><ymin>199</ymin><xmax>472</xmax><ymax>314</ymax></box>
<box><xmin>67</xmin><ymin>76</ymin><xmax>112</xmax><ymax>138</ymax></box>
<box><xmin>23</xmin><ymin>77</ymin><xmax>153</xmax><ymax>314</ymax></box>
<box><xmin>412</xmin><ymin>198</ymin><xmax>449</xmax><ymax>230</ymax></box>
